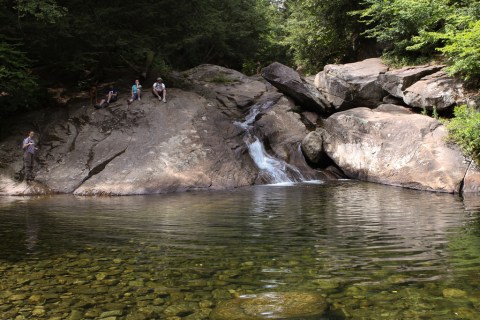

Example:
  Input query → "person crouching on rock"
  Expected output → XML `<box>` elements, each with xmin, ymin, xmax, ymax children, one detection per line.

<box><xmin>127</xmin><ymin>79</ymin><xmax>142</xmax><ymax>105</ymax></box>
<box><xmin>22</xmin><ymin>131</ymin><xmax>38</xmax><ymax>181</ymax></box>
<box><xmin>152</xmin><ymin>77</ymin><xmax>167</xmax><ymax>103</ymax></box>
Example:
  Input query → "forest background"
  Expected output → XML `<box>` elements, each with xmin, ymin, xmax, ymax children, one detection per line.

<box><xmin>1</xmin><ymin>0</ymin><xmax>479</xmax><ymax>134</ymax></box>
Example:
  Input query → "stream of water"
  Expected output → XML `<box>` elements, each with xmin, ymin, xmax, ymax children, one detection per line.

<box><xmin>235</xmin><ymin>101</ymin><xmax>306</xmax><ymax>184</ymax></box>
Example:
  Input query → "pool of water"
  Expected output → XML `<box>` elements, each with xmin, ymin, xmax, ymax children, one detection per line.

<box><xmin>1</xmin><ymin>181</ymin><xmax>480</xmax><ymax>319</ymax></box>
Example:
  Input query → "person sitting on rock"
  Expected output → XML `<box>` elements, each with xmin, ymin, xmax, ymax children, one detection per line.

<box><xmin>106</xmin><ymin>87</ymin><xmax>118</xmax><ymax>103</ymax></box>
<box><xmin>127</xmin><ymin>79</ymin><xmax>142</xmax><ymax>105</ymax></box>
<box><xmin>95</xmin><ymin>87</ymin><xmax>118</xmax><ymax>109</ymax></box>
<box><xmin>152</xmin><ymin>77</ymin><xmax>167</xmax><ymax>103</ymax></box>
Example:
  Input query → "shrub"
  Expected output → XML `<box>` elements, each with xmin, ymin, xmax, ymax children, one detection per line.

<box><xmin>445</xmin><ymin>105</ymin><xmax>480</xmax><ymax>164</ymax></box>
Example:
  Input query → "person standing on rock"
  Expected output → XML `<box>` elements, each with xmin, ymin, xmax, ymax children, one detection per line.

<box><xmin>22</xmin><ymin>131</ymin><xmax>38</xmax><ymax>181</ymax></box>
<box><xmin>152</xmin><ymin>77</ymin><xmax>167</xmax><ymax>103</ymax></box>
<box><xmin>127</xmin><ymin>79</ymin><xmax>142</xmax><ymax>105</ymax></box>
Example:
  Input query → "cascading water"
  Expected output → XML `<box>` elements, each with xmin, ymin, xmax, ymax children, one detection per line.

<box><xmin>234</xmin><ymin>101</ymin><xmax>306</xmax><ymax>184</ymax></box>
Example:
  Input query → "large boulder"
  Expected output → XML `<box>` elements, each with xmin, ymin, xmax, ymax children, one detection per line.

<box><xmin>33</xmin><ymin>89</ymin><xmax>261</xmax><ymax>195</ymax></box>
<box><xmin>402</xmin><ymin>71</ymin><xmax>465</xmax><ymax>111</ymax></box>
<box><xmin>314</xmin><ymin>58</ymin><xmax>389</xmax><ymax>110</ymax></box>
<box><xmin>261</xmin><ymin>62</ymin><xmax>332</xmax><ymax>114</ymax></box>
<box><xmin>378</xmin><ymin>65</ymin><xmax>443</xmax><ymax>99</ymax></box>
<box><xmin>321</xmin><ymin>105</ymin><xmax>477</xmax><ymax>193</ymax></box>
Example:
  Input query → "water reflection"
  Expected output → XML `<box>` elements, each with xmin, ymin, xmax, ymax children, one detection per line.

<box><xmin>0</xmin><ymin>181</ymin><xmax>480</xmax><ymax>319</ymax></box>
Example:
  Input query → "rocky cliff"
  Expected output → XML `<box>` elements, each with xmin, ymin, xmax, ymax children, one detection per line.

<box><xmin>1</xmin><ymin>60</ymin><xmax>480</xmax><ymax>195</ymax></box>
<box><xmin>0</xmin><ymin>65</ymin><xmax>329</xmax><ymax>195</ymax></box>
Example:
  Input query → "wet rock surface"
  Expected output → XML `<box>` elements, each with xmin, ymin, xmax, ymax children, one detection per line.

<box><xmin>210</xmin><ymin>292</ymin><xmax>327</xmax><ymax>319</ymax></box>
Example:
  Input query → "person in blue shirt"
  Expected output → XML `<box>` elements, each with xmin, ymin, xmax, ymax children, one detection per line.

<box><xmin>127</xmin><ymin>79</ymin><xmax>142</xmax><ymax>105</ymax></box>
<box><xmin>22</xmin><ymin>131</ymin><xmax>37</xmax><ymax>181</ymax></box>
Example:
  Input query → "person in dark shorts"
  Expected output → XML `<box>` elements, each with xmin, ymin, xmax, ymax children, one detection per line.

<box><xmin>152</xmin><ymin>77</ymin><xmax>167</xmax><ymax>103</ymax></box>
<box><xmin>127</xmin><ymin>79</ymin><xmax>142</xmax><ymax>105</ymax></box>
<box><xmin>95</xmin><ymin>87</ymin><xmax>118</xmax><ymax>109</ymax></box>
<box><xmin>22</xmin><ymin>131</ymin><xmax>37</xmax><ymax>181</ymax></box>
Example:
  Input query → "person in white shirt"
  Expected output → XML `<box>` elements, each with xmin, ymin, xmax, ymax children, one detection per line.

<box><xmin>152</xmin><ymin>77</ymin><xmax>167</xmax><ymax>103</ymax></box>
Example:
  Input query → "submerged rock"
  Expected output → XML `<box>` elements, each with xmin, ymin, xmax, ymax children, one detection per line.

<box><xmin>210</xmin><ymin>292</ymin><xmax>327</xmax><ymax>320</ymax></box>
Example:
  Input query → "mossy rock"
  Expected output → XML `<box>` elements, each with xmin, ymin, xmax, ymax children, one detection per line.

<box><xmin>210</xmin><ymin>292</ymin><xmax>327</xmax><ymax>320</ymax></box>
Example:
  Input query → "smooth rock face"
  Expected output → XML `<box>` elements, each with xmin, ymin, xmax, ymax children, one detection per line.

<box><xmin>314</xmin><ymin>58</ymin><xmax>388</xmax><ymax>110</ymax></box>
<box><xmin>403</xmin><ymin>71</ymin><xmax>465</xmax><ymax>111</ymax></box>
<box><xmin>70</xmin><ymin>90</ymin><xmax>259</xmax><ymax>195</ymax></box>
<box><xmin>0</xmin><ymin>64</ymin><xmax>331</xmax><ymax>196</ymax></box>
<box><xmin>322</xmin><ymin>106</ymin><xmax>470</xmax><ymax>193</ymax></box>
<box><xmin>378</xmin><ymin>65</ymin><xmax>443</xmax><ymax>99</ymax></box>
<box><xmin>210</xmin><ymin>292</ymin><xmax>327</xmax><ymax>320</ymax></box>
<box><xmin>261</xmin><ymin>62</ymin><xmax>332</xmax><ymax>114</ymax></box>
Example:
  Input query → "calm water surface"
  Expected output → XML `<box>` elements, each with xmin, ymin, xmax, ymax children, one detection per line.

<box><xmin>1</xmin><ymin>181</ymin><xmax>480</xmax><ymax>319</ymax></box>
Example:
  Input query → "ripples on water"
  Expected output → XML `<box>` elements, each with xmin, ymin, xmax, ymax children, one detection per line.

<box><xmin>1</xmin><ymin>181</ymin><xmax>480</xmax><ymax>319</ymax></box>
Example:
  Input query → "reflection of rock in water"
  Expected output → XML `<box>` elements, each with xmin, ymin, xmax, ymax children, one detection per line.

<box><xmin>210</xmin><ymin>292</ymin><xmax>327</xmax><ymax>320</ymax></box>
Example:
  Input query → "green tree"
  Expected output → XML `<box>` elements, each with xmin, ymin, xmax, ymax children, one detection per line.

<box><xmin>410</xmin><ymin>1</ymin><xmax>480</xmax><ymax>81</ymax></box>
<box><xmin>0</xmin><ymin>0</ymin><xmax>66</xmax><ymax>121</ymax></box>
<box><xmin>351</xmin><ymin>0</ymin><xmax>451</xmax><ymax>65</ymax></box>
<box><xmin>283</xmin><ymin>0</ymin><xmax>367</xmax><ymax>73</ymax></box>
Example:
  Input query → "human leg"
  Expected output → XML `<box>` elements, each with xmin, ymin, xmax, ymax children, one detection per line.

<box><xmin>152</xmin><ymin>88</ymin><xmax>161</xmax><ymax>100</ymax></box>
<box><xmin>24</xmin><ymin>152</ymin><xmax>34</xmax><ymax>181</ymax></box>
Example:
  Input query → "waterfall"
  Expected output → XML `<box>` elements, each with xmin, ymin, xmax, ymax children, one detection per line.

<box><xmin>235</xmin><ymin>101</ymin><xmax>306</xmax><ymax>185</ymax></box>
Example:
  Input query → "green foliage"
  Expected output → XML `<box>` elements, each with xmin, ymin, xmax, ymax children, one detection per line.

<box><xmin>15</xmin><ymin>0</ymin><xmax>67</xmax><ymax>23</ymax></box>
<box><xmin>0</xmin><ymin>42</ymin><xmax>41</xmax><ymax>113</ymax></box>
<box><xmin>351</xmin><ymin>0</ymin><xmax>451</xmax><ymax>63</ymax></box>
<box><xmin>0</xmin><ymin>0</ymin><xmax>275</xmax><ymax>116</ymax></box>
<box><xmin>445</xmin><ymin>105</ymin><xmax>480</xmax><ymax>163</ymax></box>
<box><xmin>253</xmin><ymin>0</ymin><xmax>292</xmax><ymax>69</ymax></box>
<box><xmin>0</xmin><ymin>0</ymin><xmax>66</xmax><ymax>115</ymax></box>
<box><xmin>205</xmin><ymin>74</ymin><xmax>236</xmax><ymax>84</ymax></box>
<box><xmin>283</xmin><ymin>0</ymin><xmax>366</xmax><ymax>73</ymax></box>
<box><xmin>439</xmin><ymin>18</ymin><xmax>480</xmax><ymax>81</ymax></box>
<box><xmin>353</xmin><ymin>0</ymin><xmax>480</xmax><ymax>79</ymax></box>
